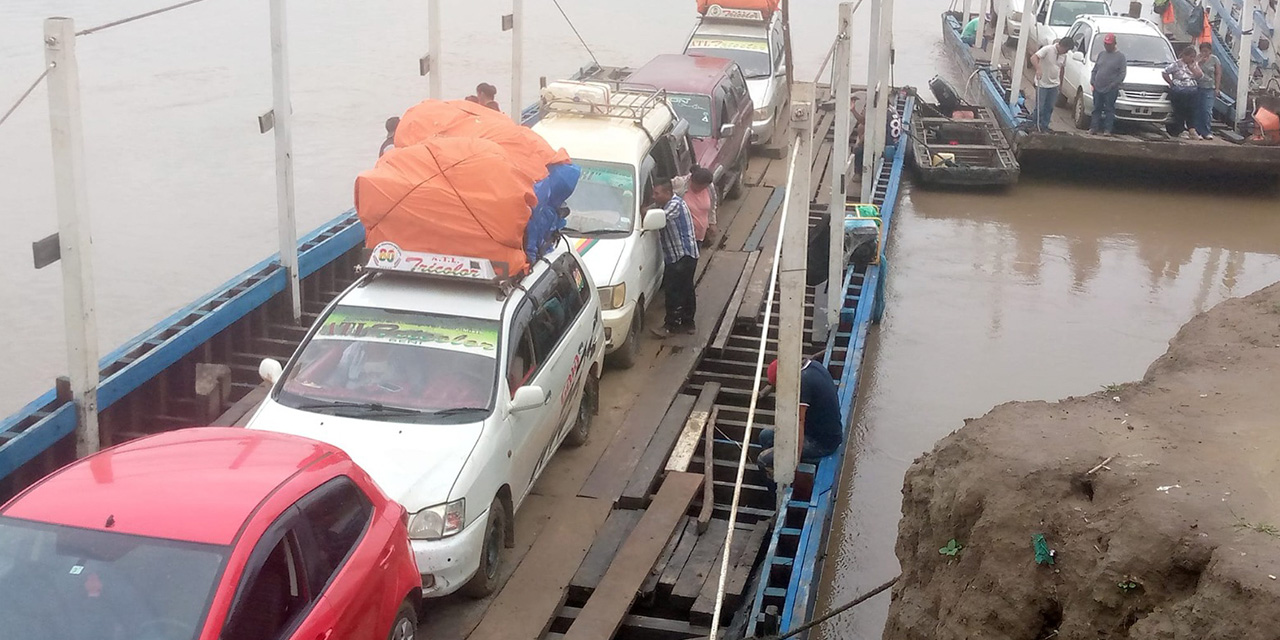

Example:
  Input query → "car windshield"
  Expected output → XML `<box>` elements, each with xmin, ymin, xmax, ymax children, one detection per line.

<box><xmin>668</xmin><ymin>93</ymin><xmax>714</xmax><ymax>138</ymax></box>
<box><xmin>0</xmin><ymin>517</ymin><xmax>225</xmax><ymax>640</ymax></box>
<box><xmin>562</xmin><ymin>160</ymin><xmax>637</xmax><ymax>237</ymax></box>
<box><xmin>687</xmin><ymin>36</ymin><xmax>771</xmax><ymax>78</ymax></box>
<box><xmin>276</xmin><ymin>306</ymin><xmax>499</xmax><ymax>421</ymax></box>
<box><xmin>1048</xmin><ymin>1</ymin><xmax>1108</xmax><ymax>26</ymax></box>
<box><xmin>1092</xmin><ymin>33</ymin><xmax>1174</xmax><ymax>64</ymax></box>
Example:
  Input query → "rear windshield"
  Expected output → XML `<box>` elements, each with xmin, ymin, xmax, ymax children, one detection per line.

<box><xmin>668</xmin><ymin>93</ymin><xmax>714</xmax><ymax>138</ymax></box>
<box><xmin>0</xmin><ymin>517</ymin><xmax>225</xmax><ymax>640</ymax></box>
<box><xmin>1090</xmin><ymin>33</ymin><xmax>1173</xmax><ymax>64</ymax></box>
<box><xmin>1048</xmin><ymin>1</ymin><xmax>1108</xmax><ymax>26</ymax></box>
<box><xmin>562</xmin><ymin>160</ymin><xmax>637</xmax><ymax>237</ymax></box>
<box><xmin>686</xmin><ymin>36</ymin><xmax>771</xmax><ymax>78</ymax></box>
<box><xmin>276</xmin><ymin>306</ymin><xmax>500</xmax><ymax>422</ymax></box>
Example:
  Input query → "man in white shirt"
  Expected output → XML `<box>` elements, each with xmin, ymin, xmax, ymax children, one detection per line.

<box><xmin>1029</xmin><ymin>38</ymin><xmax>1075</xmax><ymax>132</ymax></box>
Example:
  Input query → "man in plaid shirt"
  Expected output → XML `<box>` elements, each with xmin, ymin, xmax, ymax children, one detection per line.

<box><xmin>651</xmin><ymin>178</ymin><xmax>699</xmax><ymax>337</ymax></box>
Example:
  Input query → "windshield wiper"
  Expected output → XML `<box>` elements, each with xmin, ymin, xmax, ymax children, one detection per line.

<box><xmin>294</xmin><ymin>400</ymin><xmax>422</xmax><ymax>415</ymax></box>
<box><xmin>430</xmin><ymin>406</ymin><xmax>490</xmax><ymax>417</ymax></box>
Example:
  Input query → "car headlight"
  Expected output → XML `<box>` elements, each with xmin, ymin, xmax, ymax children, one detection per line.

<box><xmin>598</xmin><ymin>284</ymin><xmax>626</xmax><ymax>311</ymax></box>
<box><xmin>753</xmin><ymin>107</ymin><xmax>771</xmax><ymax>121</ymax></box>
<box><xmin>408</xmin><ymin>499</ymin><xmax>465</xmax><ymax>540</ymax></box>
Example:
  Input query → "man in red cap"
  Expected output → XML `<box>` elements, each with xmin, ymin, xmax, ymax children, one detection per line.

<box><xmin>1090</xmin><ymin>33</ymin><xmax>1127</xmax><ymax>136</ymax></box>
<box><xmin>756</xmin><ymin>357</ymin><xmax>844</xmax><ymax>473</ymax></box>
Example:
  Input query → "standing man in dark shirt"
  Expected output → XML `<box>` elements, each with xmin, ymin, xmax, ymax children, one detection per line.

<box><xmin>1090</xmin><ymin>34</ymin><xmax>1127</xmax><ymax>136</ymax></box>
<box><xmin>651</xmin><ymin>179</ymin><xmax>700</xmax><ymax>338</ymax></box>
<box><xmin>756</xmin><ymin>357</ymin><xmax>844</xmax><ymax>472</ymax></box>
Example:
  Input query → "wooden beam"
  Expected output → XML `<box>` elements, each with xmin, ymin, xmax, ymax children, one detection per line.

<box><xmin>711</xmin><ymin>252</ymin><xmax>760</xmax><ymax>354</ymax></box>
<box><xmin>618</xmin><ymin>394</ymin><xmax>697</xmax><ymax>510</ymax></box>
<box><xmin>211</xmin><ymin>383</ymin><xmax>268</xmax><ymax>427</ymax></box>
<box><xmin>697</xmin><ymin>407</ymin><xmax>720</xmax><ymax>533</ymax></box>
<box><xmin>665</xmin><ymin>382</ymin><xmax>722</xmax><ymax>474</ymax></box>
<box><xmin>671</xmin><ymin>518</ymin><xmax>729</xmax><ymax>606</ymax></box>
<box><xmin>640</xmin><ymin>515</ymin><xmax>690</xmax><ymax>597</ymax></box>
<box><xmin>562</xmin><ymin>472</ymin><xmax>703</xmax><ymax>640</ymax></box>
<box><xmin>571</xmin><ymin>509</ymin><xmax>643</xmax><ymax>594</ymax></box>
<box><xmin>469</xmin><ymin>496</ymin><xmax>612</xmax><ymax>640</ymax></box>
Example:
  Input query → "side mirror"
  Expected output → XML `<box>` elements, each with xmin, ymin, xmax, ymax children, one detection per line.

<box><xmin>259</xmin><ymin>358</ymin><xmax>284</xmax><ymax>386</ymax></box>
<box><xmin>1072</xmin><ymin>51</ymin><xmax>1085</xmax><ymax>62</ymax></box>
<box><xmin>719</xmin><ymin>122</ymin><xmax>736</xmax><ymax>138</ymax></box>
<box><xmin>510</xmin><ymin>385</ymin><xmax>548</xmax><ymax>413</ymax></box>
<box><xmin>777</xmin><ymin>62</ymin><xmax>788</xmax><ymax>76</ymax></box>
<box><xmin>642</xmin><ymin>209</ymin><xmax>667</xmax><ymax>231</ymax></box>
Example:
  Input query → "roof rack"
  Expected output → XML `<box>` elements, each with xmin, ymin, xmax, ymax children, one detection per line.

<box><xmin>539</xmin><ymin>79</ymin><xmax>672</xmax><ymax>128</ymax></box>
<box><xmin>359</xmin><ymin>242</ymin><xmax>518</xmax><ymax>292</ymax></box>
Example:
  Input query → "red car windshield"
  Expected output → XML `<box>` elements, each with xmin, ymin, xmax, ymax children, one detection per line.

<box><xmin>277</xmin><ymin>306</ymin><xmax>500</xmax><ymax>421</ymax></box>
<box><xmin>0</xmin><ymin>516</ymin><xmax>225</xmax><ymax>640</ymax></box>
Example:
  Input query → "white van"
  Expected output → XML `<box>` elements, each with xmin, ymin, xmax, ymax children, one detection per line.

<box><xmin>684</xmin><ymin>8</ymin><xmax>789</xmax><ymax>144</ymax></box>
<box><xmin>247</xmin><ymin>239</ymin><xmax>605</xmax><ymax>598</ymax></box>
<box><xmin>532</xmin><ymin>82</ymin><xmax>694</xmax><ymax>368</ymax></box>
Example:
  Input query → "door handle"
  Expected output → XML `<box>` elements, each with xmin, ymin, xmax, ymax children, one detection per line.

<box><xmin>316</xmin><ymin>630</ymin><xmax>334</xmax><ymax>640</ymax></box>
<box><xmin>378</xmin><ymin>543</ymin><xmax>396</xmax><ymax>567</ymax></box>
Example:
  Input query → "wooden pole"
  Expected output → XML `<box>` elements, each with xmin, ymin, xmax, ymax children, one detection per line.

<box><xmin>1008</xmin><ymin>0</ymin><xmax>1037</xmax><ymax>111</ymax></box>
<box><xmin>992</xmin><ymin>3</ymin><xmax>1009</xmax><ymax>70</ymax></box>
<box><xmin>44</xmin><ymin>17</ymin><xmax>101</xmax><ymax>457</ymax></box>
<box><xmin>269</xmin><ymin>0</ymin><xmax>301</xmax><ymax>322</ymax></box>
<box><xmin>775</xmin><ymin>83</ymin><xmax>813</xmax><ymax>500</ymax></box>
<box><xmin>428</xmin><ymin>0</ymin><xmax>442</xmax><ymax>99</ymax></box>
<box><xmin>1236</xmin><ymin>0</ymin><xmax>1254</xmax><ymax>129</ymax></box>
<box><xmin>510</xmin><ymin>0</ymin><xmax>524</xmax><ymax>118</ymax></box>
<box><xmin>782</xmin><ymin>0</ymin><xmax>795</xmax><ymax>91</ymax></box>
<box><xmin>823</xmin><ymin>3</ymin><xmax>855</xmax><ymax>341</ymax></box>
<box><xmin>860</xmin><ymin>0</ymin><xmax>883</xmax><ymax>201</ymax></box>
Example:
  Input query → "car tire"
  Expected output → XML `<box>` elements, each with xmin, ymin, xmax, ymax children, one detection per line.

<box><xmin>563</xmin><ymin>373</ymin><xmax>597</xmax><ymax>447</ymax></box>
<box><xmin>387</xmin><ymin>600</ymin><xmax>417</xmax><ymax>640</ymax></box>
<box><xmin>460</xmin><ymin>498</ymin><xmax>507</xmax><ymax>599</ymax></box>
<box><xmin>607</xmin><ymin>300</ymin><xmax>642</xmax><ymax>369</ymax></box>
<box><xmin>727</xmin><ymin>153</ymin><xmax>747</xmax><ymax>200</ymax></box>
<box><xmin>1073</xmin><ymin>91</ymin><xmax>1091</xmax><ymax>130</ymax></box>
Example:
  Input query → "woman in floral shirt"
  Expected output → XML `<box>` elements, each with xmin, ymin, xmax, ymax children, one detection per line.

<box><xmin>1163</xmin><ymin>46</ymin><xmax>1204</xmax><ymax>139</ymax></box>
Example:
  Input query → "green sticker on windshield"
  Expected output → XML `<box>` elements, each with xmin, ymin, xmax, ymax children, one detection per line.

<box><xmin>318</xmin><ymin>309</ymin><xmax>498</xmax><ymax>356</ymax></box>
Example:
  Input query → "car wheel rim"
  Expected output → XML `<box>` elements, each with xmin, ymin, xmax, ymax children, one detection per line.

<box><xmin>393</xmin><ymin>618</ymin><xmax>415</xmax><ymax>640</ymax></box>
<box><xmin>485</xmin><ymin>516</ymin><xmax>502</xmax><ymax>578</ymax></box>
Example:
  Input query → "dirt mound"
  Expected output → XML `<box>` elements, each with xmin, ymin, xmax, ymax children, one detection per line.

<box><xmin>885</xmin><ymin>283</ymin><xmax>1280</xmax><ymax>640</ymax></box>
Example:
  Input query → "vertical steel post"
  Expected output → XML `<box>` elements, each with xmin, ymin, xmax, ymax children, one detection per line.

<box><xmin>860</xmin><ymin>0</ymin><xmax>883</xmax><ymax>201</ymax></box>
<box><xmin>775</xmin><ymin>84</ymin><xmax>814</xmax><ymax>500</ymax></box>
<box><xmin>821</xmin><ymin>3</ymin><xmax>854</xmax><ymax>341</ymax></box>
<box><xmin>1236</xmin><ymin>0</ymin><xmax>1254</xmax><ymax>128</ymax></box>
<box><xmin>44</xmin><ymin>17</ymin><xmax>100</xmax><ymax>457</ymax></box>
<box><xmin>992</xmin><ymin>4</ymin><xmax>1009</xmax><ymax>70</ymax></box>
<box><xmin>428</xmin><ymin>0</ymin><xmax>442</xmax><ymax>99</ymax></box>
<box><xmin>269</xmin><ymin>0</ymin><xmax>301</xmax><ymax>321</ymax></box>
<box><xmin>510</xmin><ymin>0</ymin><xmax>524</xmax><ymax>118</ymax></box>
<box><xmin>977</xmin><ymin>0</ymin><xmax>989</xmax><ymax>50</ymax></box>
<box><xmin>1008</xmin><ymin>0</ymin><xmax>1038</xmax><ymax>110</ymax></box>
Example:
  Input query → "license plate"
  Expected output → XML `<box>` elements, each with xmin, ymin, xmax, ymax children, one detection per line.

<box><xmin>1132</xmin><ymin>106</ymin><xmax>1152</xmax><ymax>115</ymax></box>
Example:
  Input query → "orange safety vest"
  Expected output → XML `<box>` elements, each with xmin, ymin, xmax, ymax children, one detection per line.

<box><xmin>1254</xmin><ymin>107</ymin><xmax>1280</xmax><ymax>144</ymax></box>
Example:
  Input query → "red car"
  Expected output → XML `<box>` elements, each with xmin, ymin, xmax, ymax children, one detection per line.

<box><xmin>627</xmin><ymin>54</ymin><xmax>754</xmax><ymax>200</ymax></box>
<box><xmin>0</xmin><ymin>427</ymin><xmax>421</xmax><ymax>640</ymax></box>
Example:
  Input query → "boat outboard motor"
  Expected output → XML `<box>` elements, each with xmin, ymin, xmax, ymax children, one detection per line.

<box><xmin>928</xmin><ymin>75</ymin><xmax>963</xmax><ymax>116</ymax></box>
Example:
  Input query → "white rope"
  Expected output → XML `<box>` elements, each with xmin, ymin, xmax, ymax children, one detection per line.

<box><xmin>707</xmin><ymin>138</ymin><xmax>802</xmax><ymax>634</ymax></box>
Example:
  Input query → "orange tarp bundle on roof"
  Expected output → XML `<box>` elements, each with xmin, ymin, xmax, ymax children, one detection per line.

<box><xmin>393</xmin><ymin>99</ymin><xmax>570</xmax><ymax>184</ymax></box>
<box><xmin>355</xmin><ymin>136</ymin><xmax>536</xmax><ymax>276</ymax></box>
<box><xmin>696</xmin><ymin>0</ymin><xmax>780</xmax><ymax>16</ymax></box>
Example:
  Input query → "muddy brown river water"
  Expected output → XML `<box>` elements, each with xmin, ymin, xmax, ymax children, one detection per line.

<box><xmin>2</xmin><ymin>1</ymin><xmax>1278</xmax><ymax>638</ymax></box>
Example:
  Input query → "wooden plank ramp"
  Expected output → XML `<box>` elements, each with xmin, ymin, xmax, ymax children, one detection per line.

<box><xmin>211</xmin><ymin>383</ymin><xmax>267</xmax><ymax>426</ymax></box>
<box><xmin>570</xmin><ymin>509</ymin><xmax>644</xmax><ymax>597</ymax></box>
<box><xmin>561</xmin><ymin>472</ymin><xmax>703</xmax><ymax>640</ymax></box>
<box><xmin>617</xmin><ymin>394</ymin><xmax>697</xmax><ymax>510</ymax></box>
<box><xmin>469</xmin><ymin>497</ymin><xmax>612</xmax><ymax>640</ymax></box>
<box><xmin>665</xmin><ymin>383</ymin><xmax>722</xmax><ymax>474</ymax></box>
<box><xmin>690</xmin><ymin>518</ymin><xmax>773</xmax><ymax>626</ymax></box>
<box><xmin>578</xmin><ymin>252</ymin><xmax>747</xmax><ymax>503</ymax></box>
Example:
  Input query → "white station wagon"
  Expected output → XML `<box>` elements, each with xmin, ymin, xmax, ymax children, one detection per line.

<box><xmin>248</xmin><ymin>239</ymin><xmax>604</xmax><ymax>598</ymax></box>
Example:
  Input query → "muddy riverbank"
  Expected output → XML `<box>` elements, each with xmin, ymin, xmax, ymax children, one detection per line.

<box><xmin>885</xmin><ymin>282</ymin><xmax>1280</xmax><ymax>639</ymax></box>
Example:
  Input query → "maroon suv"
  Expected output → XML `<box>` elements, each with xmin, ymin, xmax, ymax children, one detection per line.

<box><xmin>627</xmin><ymin>54</ymin><xmax>754</xmax><ymax>200</ymax></box>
